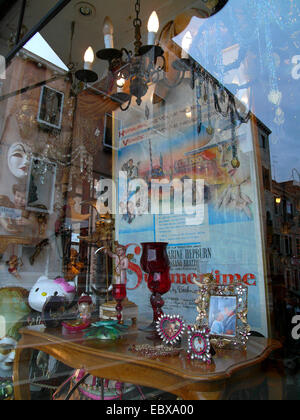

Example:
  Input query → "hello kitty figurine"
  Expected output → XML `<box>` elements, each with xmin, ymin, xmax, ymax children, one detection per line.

<box><xmin>29</xmin><ymin>276</ymin><xmax>76</xmax><ymax>313</ymax></box>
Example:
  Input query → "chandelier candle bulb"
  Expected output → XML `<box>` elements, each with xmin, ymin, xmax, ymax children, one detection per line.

<box><xmin>147</xmin><ymin>11</ymin><xmax>159</xmax><ymax>45</ymax></box>
<box><xmin>181</xmin><ymin>31</ymin><xmax>193</xmax><ymax>59</ymax></box>
<box><xmin>117</xmin><ymin>74</ymin><xmax>126</xmax><ymax>92</ymax></box>
<box><xmin>103</xmin><ymin>16</ymin><xmax>114</xmax><ymax>48</ymax></box>
<box><xmin>84</xmin><ymin>46</ymin><xmax>95</xmax><ymax>70</ymax></box>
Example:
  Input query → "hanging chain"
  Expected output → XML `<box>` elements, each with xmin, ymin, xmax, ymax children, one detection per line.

<box><xmin>133</xmin><ymin>0</ymin><xmax>142</xmax><ymax>56</ymax></box>
<box><xmin>134</xmin><ymin>0</ymin><xmax>141</xmax><ymax>24</ymax></box>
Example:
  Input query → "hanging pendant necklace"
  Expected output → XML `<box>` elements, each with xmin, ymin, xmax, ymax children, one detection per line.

<box><xmin>196</xmin><ymin>78</ymin><xmax>202</xmax><ymax>135</ymax></box>
<box><xmin>206</xmin><ymin>77</ymin><xmax>214</xmax><ymax>136</ymax></box>
<box><xmin>230</xmin><ymin>101</ymin><xmax>240</xmax><ymax>169</ymax></box>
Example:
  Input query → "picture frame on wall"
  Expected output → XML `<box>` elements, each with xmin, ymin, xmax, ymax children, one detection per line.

<box><xmin>37</xmin><ymin>85</ymin><xmax>64</xmax><ymax>130</ymax></box>
<box><xmin>26</xmin><ymin>157</ymin><xmax>57</xmax><ymax>214</ymax></box>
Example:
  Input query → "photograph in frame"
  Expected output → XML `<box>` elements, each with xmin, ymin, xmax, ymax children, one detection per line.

<box><xmin>208</xmin><ymin>295</ymin><xmax>238</xmax><ymax>338</ymax></box>
<box><xmin>26</xmin><ymin>157</ymin><xmax>57</xmax><ymax>214</ymax></box>
<box><xmin>37</xmin><ymin>85</ymin><xmax>64</xmax><ymax>130</ymax></box>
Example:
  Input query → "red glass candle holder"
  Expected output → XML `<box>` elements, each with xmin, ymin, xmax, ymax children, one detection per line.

<box><xmin>112</xmin><ymin>284</ymin><xmax>127</xmax><ymax>324</ymax></box>
<box><xmin>140</xmin><ymin>243</ymin><xmax>171</xmax><ymax>332</ymax></box>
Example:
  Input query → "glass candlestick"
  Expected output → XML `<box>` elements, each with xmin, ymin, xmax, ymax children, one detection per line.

<box><xmin>112</xmin><ymin>284</ymin><xmax>127</xmax><ymax>324</ymax></box>
<box><xmin>140</xmin><ymin>242</ymin><xmax>171</xmax><ymax>333</ymax></box>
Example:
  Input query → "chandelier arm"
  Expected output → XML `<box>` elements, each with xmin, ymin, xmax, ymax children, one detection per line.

<box><xmin>120</xmin><ymin>95</ymin><xmax>132</xmax><ymax>112</ymax></box>
<box><xmin>150</xmin><ymin>70</ymin><xmax>160</xmax><ymax>84</ymax></box>
<box><xmin>161</xmin><ymin>69</ymin><xmax>186</xmax><ymax>89</ymax></box>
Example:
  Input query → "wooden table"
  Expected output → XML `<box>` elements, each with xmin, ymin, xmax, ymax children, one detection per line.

<box><xmin>13</xmin><ymin>325</ymin><xmax>282</xmax><ymax>400</ymax></box>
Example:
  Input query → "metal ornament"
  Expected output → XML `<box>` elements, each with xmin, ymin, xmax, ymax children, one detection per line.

<box><xmin>187</xmin><ymin>326</ymin><xmax>212</xmax><ymax>364</ymax></box>
<box><xmin>206</xmin><ymin>126</ymin><xmax>214</xmax><ymax>136</ymax></box>
<box><xmin>231</xmin><ymin>157</ymin><xmax>241</xmax><ymax>169</ymax></box>
<box><xmin>156</xmin><ymin>314</ymin><xmax>186</xmax><ymax>346</ymax></box>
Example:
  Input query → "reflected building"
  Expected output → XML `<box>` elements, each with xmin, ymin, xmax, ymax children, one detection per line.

<box><xmin>268</xmin><ymin>180</ymin><xmax>300</xmax><ymax>292</ymax></box>
<box><xmin>265</xmin><ymin>178</ymin><xmax>300</xmax><ymax>339</ymax></box>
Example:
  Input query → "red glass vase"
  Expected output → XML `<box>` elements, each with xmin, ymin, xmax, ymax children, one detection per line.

<box><xmin>140</xmin><ymin>243</ymin><xmax>171</xmax><ymax>332</ymax></box>
<box><xmin>112</xmin><ymin>284</ymin><xmax>127</xmax><ymax>324</ymax></box>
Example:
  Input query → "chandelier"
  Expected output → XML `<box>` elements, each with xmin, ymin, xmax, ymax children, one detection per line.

<box><xmin>76</xmin><ymin>0</ymin><xmax>165</xmax><ymax>111</ymax></box>
<box><xmin>74</xmin><ymin>0</ymin><xmax>247</xmax><ymax>139</ymax></box>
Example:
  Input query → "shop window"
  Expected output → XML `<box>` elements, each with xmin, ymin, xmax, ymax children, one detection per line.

<box><xmin>0</xmin><ymin>0</ymin><xmax>299</xmax><ymax>402</ymax></box>
<box><xmin>273</xmin><ymin>234</ymin><xmax>281</xmax><ymax>253</ymax></box>
<box><xmin>263</xmin><ymin>167</ymin><xmax>271</xmax><ymax>191</ymax></box>
<box><xmin>293</xmin><ymin>271</ymin><xmax>297</xmax><ymax>291</ymax></box>
<box><xmin>285</xmin><ymin>236</ymin><xmax>292</xmax><ymax>256</ymax></box>
<box><xmin>266</xmin><ymin>211</ymin><xmax>272</xmax><ymax>227</ymax></box>
<box><xmin>286</xmin><ymin>270</ymin><xmax>291</xmax><ymax>290</ymax></box>
<box><xmin>269</xmin><ymin>255</ymin><xmax>274</xmax><ymax>274</ymax></box>
<box><xmin>297</xmin><ymin>238</ymin><xmax>300</xmax><ymax>258</ymax></box>
<box><xmin>286</xmin><ymin>201</ymin><xmax>293</xmax><ymax>216</ymax></box>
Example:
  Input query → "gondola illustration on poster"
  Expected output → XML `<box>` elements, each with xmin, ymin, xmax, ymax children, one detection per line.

<box><xmin>113</xmin><ymin>90</ymin><xmax>269</xmax><ymax>337</ymax></box>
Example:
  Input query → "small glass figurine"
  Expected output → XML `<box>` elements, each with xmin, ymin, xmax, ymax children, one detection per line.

<box><xmin>78</xmin><ymin>294</ymin><xmax>93</xmax><ymax>322</ymax></box>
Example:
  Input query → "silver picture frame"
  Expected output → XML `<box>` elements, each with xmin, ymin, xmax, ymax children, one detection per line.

<box><xmin>193</xmin><ymin>274</ymin><xmax>250</xmax><ymax>350</ymax></box>
<box><xmin>37</xmin><ymin>85</ymin><xmax>64</xmax><ymax>130</ymax></box>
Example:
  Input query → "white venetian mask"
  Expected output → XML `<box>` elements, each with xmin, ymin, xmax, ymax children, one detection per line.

<box><xmin>7</xmin><ymin>143</ymin><xmax>29</xmax><ymax>179</ymax></box>
<box><xmin>0</xmin><ymin>337</ymin><xmax>17</xmax><ymax>372</ymax></box>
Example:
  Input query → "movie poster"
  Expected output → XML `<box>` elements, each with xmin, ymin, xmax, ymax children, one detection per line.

<box><xmin>113</xmin><ymin>86</ymin><xmax>268</xmax><ymax>336</ymax></box>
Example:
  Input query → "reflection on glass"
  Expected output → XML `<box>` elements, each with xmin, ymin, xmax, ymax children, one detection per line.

<box><xmin>0</xmin><ymin>0</ymin><xmax>299</xmax><ymax>401</ymax></box>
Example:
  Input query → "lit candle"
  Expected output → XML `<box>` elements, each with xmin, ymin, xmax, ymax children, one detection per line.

<box><xmin>185</xmin><ymin>107</ymin><xmax>192</xmax><ymax>119</ymax></box>
<box><xmin>147</xmin><ymin>11</ymin><xmax>159</xmax><ymax>45</ymax></box>
<box><xmin>103</xmin><ymin>16</ymin><xmax>114</xmax><ymax>49</ymax></box>
<box><xmin>84</xmin><ymin>46</ymin><xmax>95</xmax><ymax>70</ymax></box>
<box><xmin>181</xmin><ymin>31</ymin><xmax>193</xmax><ymax>59</ymax></box>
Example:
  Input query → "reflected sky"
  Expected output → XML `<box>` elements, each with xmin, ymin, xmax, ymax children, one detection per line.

<box><xmin>172</xmin><ymin>0</ymin><xmax>300</xmax><ymax>182</ymax></box>
<box><xmin>24</xmin><ymin>32</ymin><xmax>69</xmax><ymax>72</ymax></box>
